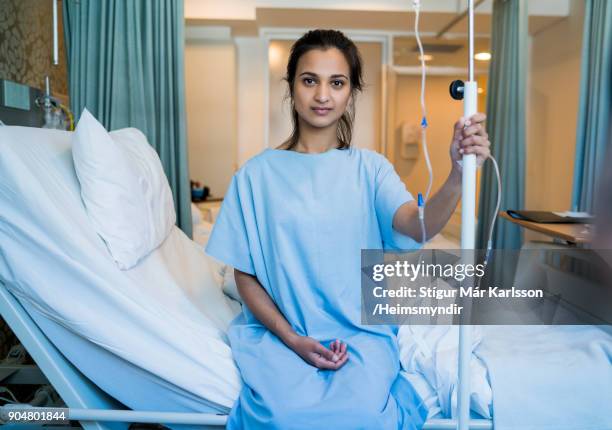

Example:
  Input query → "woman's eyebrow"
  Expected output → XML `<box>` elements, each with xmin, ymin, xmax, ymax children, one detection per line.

<box><xmin>298</xmin><ymin>71</ymin><xmax>348</xmax><ymax>79</ymax></box>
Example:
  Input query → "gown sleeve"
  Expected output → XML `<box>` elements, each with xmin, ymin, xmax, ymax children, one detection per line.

<box><xmin>374</xmin><ymin>154</ymin><xmax>422</xmax><ymax>250</ymax></box>
<box><xmin>205</xmin><ymin>173</ymin><xmax>256</xmax><ymax>275</ymax></box>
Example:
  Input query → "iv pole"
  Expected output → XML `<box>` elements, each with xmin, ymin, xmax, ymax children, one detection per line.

<box><xmin>53</xmin><ymin>0</ymin><xmax>59</xmax><ymax>66</ymax></box>
<box><xmin>453</xmin><ymin>1</ymin><xmax>478</xmax><ymax>429</ymax></box>
<box><xmin>38</xmin><ymin>0</ymin><xmax>74</xmax><ymax>130</ymax></box>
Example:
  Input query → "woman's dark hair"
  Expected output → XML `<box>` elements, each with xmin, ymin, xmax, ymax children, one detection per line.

<box><xmin>282</xmin><ymin>29</ymin><xmax>364</xmax><ymax>150</ymax></box>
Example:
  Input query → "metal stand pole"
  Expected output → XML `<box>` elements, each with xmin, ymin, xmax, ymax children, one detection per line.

<box><xmin>458</xmin><ymin>1</ymin><xmax>477</xmax><ymax>429</ymax></box>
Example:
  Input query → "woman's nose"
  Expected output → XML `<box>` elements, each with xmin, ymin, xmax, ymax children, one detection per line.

<box><xmin>315</xmin><ymin>86</ymin><xmax>330</xmax><ymax>103</ymax></box>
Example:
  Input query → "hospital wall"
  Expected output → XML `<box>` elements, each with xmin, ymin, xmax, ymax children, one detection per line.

<box><xmin>185</xmin><ymin>34</ymin><xmax>269</xmax><ymax>197</ymax></box>
<box><xmin>185</xmin><ymin>38</ymin><xmax>237</xmax><ymax>198</ymax></box>
<box><xmin>235</xmin><ymin>37</ymin><xmax>267</xmax><ymax>169</ymax></box>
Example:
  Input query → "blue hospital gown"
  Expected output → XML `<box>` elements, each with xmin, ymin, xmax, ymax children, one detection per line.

<box><xmin>205</xmin><ymin>147</ymin><xmax>428</xmax><ymax>429</ymax></box>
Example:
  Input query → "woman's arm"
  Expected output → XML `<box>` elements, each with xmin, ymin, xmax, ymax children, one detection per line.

<box><xmin>393</xmin><ymin>113</ymin><xmax>490</xmax><ymax>242</ymax></box>
<box><xmin>234</xmin><ymin>269</ymin><xmax>348</xmax><ymax>369</ymax></box>
<box><xmin>393</xmin><ymin>169</ymin><xmax>462</xmax><ymax>242</ymax></box>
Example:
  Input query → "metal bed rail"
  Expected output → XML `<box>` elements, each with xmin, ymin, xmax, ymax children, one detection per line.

<box><xmin>0</xmin><ymin>405</ymin><xmax>494</xmax><ymax>429</ymax></box>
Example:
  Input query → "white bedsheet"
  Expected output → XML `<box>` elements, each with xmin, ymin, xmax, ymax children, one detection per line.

<box><xmin>478</xmin><ymin>325</ymin><xmax>612</xmax><ymax>430</ymax></box>
<box><xmin>398</xmin><ymin>326</ymin><xmax>492</xmax><ymax>419</ymax></box>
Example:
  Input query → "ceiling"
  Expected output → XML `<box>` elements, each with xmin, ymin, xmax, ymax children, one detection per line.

<box><xmin>392</xmin><ymin>35</ymin><xmax>492</xmax><ymax>68</ymax></box>
<box><xmin>187</xmin><ymin>7</ymin><xmax>566</xmax><ymax>37</ymax></box>
<box><xmin>186</xmin><ymin>5</ymin><xmax>568</xmax><ymax>68</ymax></box>
<box><xmin>254</xmin><ymin>8</ymin><xmax>563</xmax><ymax>36</ymax></box>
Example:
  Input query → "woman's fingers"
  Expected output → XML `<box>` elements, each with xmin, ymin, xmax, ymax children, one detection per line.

<box><xmin>461</xmin><ymin>145</ymin><xmax>491</xmax><ymax>161</ymax></box>
<box><xmin>459</xmin><ymin>133</ymin><xmax>490</xmax><ymax>166</ymax></box>
<box><xmin>312</xmin><ymin>353</ymin><xmax>346</xmax><ymax>370</ymax></box>
<box><xmin>328</xmin><ymin>339</ymin><xmax>346</xmax><ymax>355</ymax></box>
<box><xmin>468</xmin><ymin>112</ymin><xmax>486</xmax><ymax>124</ymax></box>
<box><xmin>315</xmin><ymin>343</ymin><xmax>338</xmax><ymax>362</ymax></box>
<box><xmin>451</xmin><ymin>112</ymin><xmax>489</xmax><ymax>167</ymax></box>
<box><xmin>453</xmin><ymin>113</ymin><xmax>486</xmax><ymax>144</ymax></box>
<box><xmin>461</xmin><ymin>113</ymin><xmax>486</xmax><ymax>138</ymax></box>
<box><xmin>313</xmin><ymin>341</ymin><xmax>349</xmax><ymax>370</ymax></box>
<box><xmin>452</xmin><ymin>117</ymin><xmax>468</xmax><ymax>142</ymax></box>
<box><xmin>333</xmin><ymin>342</ymin><xmax>347</xmax><ymax>362</ymax></box>
<box><xmin>310</xmin><ymin>348</ymin><xmax>337</xmax><ymax>369</ymax></box>
<box><xmin>312</xmin><ymin>355</ymin><xmax>335</xmax><ymax>369</ymax></box>
<box><xmin>461</xmin><ymin>123</ymin><xmax>487</xmax><ymax>139</ymax></box>
<box><xmin>314</xmin><ymin>352</ymin><xmax>349</xmax><ymax>370</ymax></box>
<box><xmin>460</xmin><ymin>145</ymin><xmax>490</xmax><ymax>157</ymax></box>
<box><xmin>334</xmin><ymin>354</ymin><xmax>348</xmax><ymax>370</ymax></box>
<box><xmin>459</xmin><ymin>135</ymin><xmax>490</xmax><ymax>151</ymax></box>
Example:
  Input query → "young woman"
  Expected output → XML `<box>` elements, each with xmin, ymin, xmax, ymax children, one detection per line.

<box><xmin>206</xmin><ymin>29</ymin><xmax>491</xmax><ymax>429</ymax></box>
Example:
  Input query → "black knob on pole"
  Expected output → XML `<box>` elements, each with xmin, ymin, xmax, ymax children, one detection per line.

<box><xmin>449</xmin><ymin>80</ymin><xmax>465</xmax><ymax>100</ymax></box>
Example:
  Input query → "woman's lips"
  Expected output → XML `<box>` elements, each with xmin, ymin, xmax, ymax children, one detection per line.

<box><xmin>312</xmin><ymin>107</ymin><xmax>332</xmax><ymax>116</ymax></box>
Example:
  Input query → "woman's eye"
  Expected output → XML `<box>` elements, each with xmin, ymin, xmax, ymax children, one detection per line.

<box><xmin>303</xmin><ymin>78</ymin><xmax>315</xmax><ymax>85</ymax></box>
<box><xmin>332</xmin><ymin>80</ymin><xmax>345</xmax><ymax>88</ymax></box>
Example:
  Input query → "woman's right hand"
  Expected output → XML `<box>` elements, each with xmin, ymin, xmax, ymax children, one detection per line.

<box><xmin>287</xmin><ymin>335</ymin><xmax>349</xmax><ymax>370</ymax></box>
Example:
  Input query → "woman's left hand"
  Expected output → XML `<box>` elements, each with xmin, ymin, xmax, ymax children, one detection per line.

<box><xmin>449</xmin><ymin>113</ymin><xmax>491</xmax><ymax>171</ymax></box>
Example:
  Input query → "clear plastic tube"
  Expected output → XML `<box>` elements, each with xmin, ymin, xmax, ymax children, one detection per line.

<box><xmin>414</xmin><ymin>3</ymin><xmax>434</xmax><ymax>202</ymax></box>
<box><xmin>484</xmin><ymin>155</ymin><xmax>502</xmax><ymax>262</ymax></box>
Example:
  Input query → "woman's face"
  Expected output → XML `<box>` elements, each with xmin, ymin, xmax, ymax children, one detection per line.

<box><xmin>292</xmin><ymin>48</ymin><xmax>352</xmax><ymax>130</ymax></box>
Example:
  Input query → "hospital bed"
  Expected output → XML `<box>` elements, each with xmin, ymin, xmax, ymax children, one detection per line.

<box><xmin>1</xmin><ymin>124</ymin><xmax>611</xmax><ymax>430</ymax></box>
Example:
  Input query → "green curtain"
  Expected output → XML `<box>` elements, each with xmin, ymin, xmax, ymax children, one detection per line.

<box><xmin>63</xmin><ymin>0</ymin><xmax>192</xmax><ymax>238</ymax></box>
<box><xmin>572</xmin><ymin>0</ymin><xmax>612</xmax><ymax>213</ymax></box>
<box><xmin>477</xmin><ymin>0</ymin><xmax>527</xmax><ymax>251</ymax></box>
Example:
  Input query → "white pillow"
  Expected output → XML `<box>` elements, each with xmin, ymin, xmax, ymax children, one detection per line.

<box><xmin>72</xmin><ymin>108</ymin><xmax>176</xmax><ymax>269</ymax></box>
